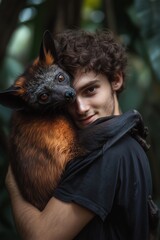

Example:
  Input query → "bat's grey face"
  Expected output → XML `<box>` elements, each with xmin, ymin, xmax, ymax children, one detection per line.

<box><xmin>0</xmin><ymin>31</ymin><xmax>76</xmax><ymax>112</ymax></box>
<box><xmin>23</xmin><ymin>64</ymin><xmax>76</xmax><ymax>112</ymax></box>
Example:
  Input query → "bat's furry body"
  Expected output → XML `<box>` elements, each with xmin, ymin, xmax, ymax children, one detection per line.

<box><xmin>11</xmin><ymin>112</ymin><xmax>81</xmax><ymax>210</ymax></box>
<box><xmin>0</xmin><ymin>31</ymin><xmax>84</xmax><ymax>210</ymax></box>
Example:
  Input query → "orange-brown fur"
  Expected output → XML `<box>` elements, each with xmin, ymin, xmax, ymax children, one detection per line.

<box><xmin>14</xmin><ymin>77</ymin><xmax>26</xmax><ymax>95</ymax></box>
<box><xmin>10</xmin><ymin>112</ymin><xmax>82</xmax><ymax>210</ymax></box>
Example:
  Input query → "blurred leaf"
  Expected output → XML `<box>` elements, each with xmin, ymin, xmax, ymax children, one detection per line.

<box><xmin>134</xmin><ymin>0</ymin><xmax>160</xmax><ymax>81</ymax></box>
<box><xmin>120</xmin><ymin>53</ymin><xmax>152</xmax><ymax>111</ymax></box>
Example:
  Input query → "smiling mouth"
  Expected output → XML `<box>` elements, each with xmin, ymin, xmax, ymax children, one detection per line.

<box><xmin>78</xmin><ymin>115</ymin><xmax>96</xmax><ymax>126</ymax></box>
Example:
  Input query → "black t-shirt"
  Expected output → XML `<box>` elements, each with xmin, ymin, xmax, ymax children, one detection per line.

<box><xmin>53</xmin><ymin>111</ymin><xmax>152</xmax><ymax>240</ymax></box>
<box><xmin>53</xmin><ymin>134</ymin><xmax>152</xmax><ymax>240</ymax></box>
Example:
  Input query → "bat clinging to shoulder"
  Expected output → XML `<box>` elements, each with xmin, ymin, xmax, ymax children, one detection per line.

<box><xmin>0</xmin><ymin>31</ymin><xmax>86</xmax><ymax>210</ymax></box>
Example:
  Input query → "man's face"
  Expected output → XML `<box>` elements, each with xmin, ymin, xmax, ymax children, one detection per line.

<box><xmin>67</xmin><ymin>71</ymin><xmax>122</xmax><ymax>129</ymax></box>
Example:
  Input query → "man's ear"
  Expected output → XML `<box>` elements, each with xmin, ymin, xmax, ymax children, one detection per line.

<box><xmin>39</xmin><ymin>30</ymin><xmax>58</xmax><ymax>65</ymax></box>
<box><xmin>111</xmin><ymin>72</ymin><xmax>123</xmax><ymax>91</ymax></box>
<box><xmin>0</xmin><ymin>86</ymin><xmax>26</xmax><ymax>110</ymax></box>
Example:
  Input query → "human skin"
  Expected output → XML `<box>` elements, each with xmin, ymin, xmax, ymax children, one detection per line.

<box><xmin>68</xmin><ymin>70</ymin><xmax>122</xmax><ymax>129</ymax></box>
<box><xmin>5</xmin><ymin>70</ymin><xmax>123</xmax><ymax>240</ymax></box>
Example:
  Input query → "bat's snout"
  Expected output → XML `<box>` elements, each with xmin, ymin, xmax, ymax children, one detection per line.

<box><xmin>65</xmin><ymin>90</ymin><xmax>76</xmax><ymax>102</ymax></box>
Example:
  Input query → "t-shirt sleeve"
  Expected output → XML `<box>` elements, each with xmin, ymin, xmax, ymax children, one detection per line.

<box><xmin>53</xmin><ymin>147</ymin><xmax>121</xmax><ymax>221</ymax></box>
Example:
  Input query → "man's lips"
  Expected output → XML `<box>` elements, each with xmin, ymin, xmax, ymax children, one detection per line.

<box><xmin>78</xmin><ymin>115</ymin><xmax>96</xmax><ymax>126</ymax></box>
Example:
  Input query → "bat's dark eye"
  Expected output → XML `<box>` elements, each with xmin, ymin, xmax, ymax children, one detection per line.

<box><xmin>39</xmin><ymin>93</ymin><xmax>49</xmax><ymax>102</ymax></box>
<box><xmin>57</xmin><ymin>74</ymin><xmax>65</xmax><ymax>82</ymax></box>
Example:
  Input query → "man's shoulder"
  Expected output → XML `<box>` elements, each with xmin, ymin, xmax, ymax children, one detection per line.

<box><xmin>102</xmin><ymin>134</ymin><xmax>150</xmax><ymax>178</ymax></box>
<box><xmin>103</xmin><ymin>134</ymin><xmax>146</xmax><ymax>159</ymax></box>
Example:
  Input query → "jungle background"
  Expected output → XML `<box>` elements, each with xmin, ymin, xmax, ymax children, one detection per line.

<box><xmin>0</xmin><ymin>0</ymin><xmax>160</xmax><ymax>239</ymax></box>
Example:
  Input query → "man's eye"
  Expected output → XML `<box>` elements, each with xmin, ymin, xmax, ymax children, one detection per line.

<box><xmin>88</xmin><ymin>87</ymin><xmax>95</xmax><ymax>92</ymax></box>
<box><xmin>86</xmin><ymin>87</ymin><xmax>96</xmax><ymax>94</ymax></box>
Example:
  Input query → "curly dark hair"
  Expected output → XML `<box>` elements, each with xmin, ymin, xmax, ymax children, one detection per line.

<box><xmin>55</xmin><ymin>29</ymin><xmax>127</xmax><ymax>93</ymax></box>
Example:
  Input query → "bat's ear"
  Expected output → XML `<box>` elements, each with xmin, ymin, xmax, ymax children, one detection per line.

<box><xmin>0</xmin><ymin>86</ymin><xmax>26</xmax><ymax>110</ymax></box>
<box><xmin>39</xmin><ymin>30</ymin><xmax>58</xmax><ymax>65</ymax></box>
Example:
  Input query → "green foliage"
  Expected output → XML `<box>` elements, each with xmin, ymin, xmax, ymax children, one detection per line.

<box><xmin>81</xmin><ymin>0</ymin><xmax>104</xmax><ymax>30</ymax></box>
<box><xmin>134</xmin><ymin>0</ymin><xmax>160</xmax><ymax>81</ymax></box>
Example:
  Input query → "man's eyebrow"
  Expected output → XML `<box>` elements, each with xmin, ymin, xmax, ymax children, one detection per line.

<box><xmin>77</xmin><ymin>80</ymin><xmax>100</xmax><ymax>92</ymax></box>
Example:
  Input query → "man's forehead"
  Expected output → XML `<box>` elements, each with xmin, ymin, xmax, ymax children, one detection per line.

<box><xmin>73</xmin><ymin>70</ymin><xmax>106</xmax><ymax>90</ymax></box>
<box><xmin>73</xmin><ymin>74</ymin><xmax>97</xmax><ymax>89</ymax></box>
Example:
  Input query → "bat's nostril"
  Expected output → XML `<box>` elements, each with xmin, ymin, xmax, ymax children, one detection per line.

<box><xmin>65</xmin><ymin>91</ymin><xmax>76</xmax><ymax>102</ymax></box>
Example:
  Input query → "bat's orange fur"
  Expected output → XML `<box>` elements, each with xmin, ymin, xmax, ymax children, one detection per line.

<box><xmin>10</xmin><ymin>112</ymin><xmax>82</xmax><ymax>210</ymax></box>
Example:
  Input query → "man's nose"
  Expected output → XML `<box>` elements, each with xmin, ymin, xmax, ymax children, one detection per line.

<box><xmin>75</xmin><ymin>97</ymin><xmax>89</xmax><ymax>115</ymax></box>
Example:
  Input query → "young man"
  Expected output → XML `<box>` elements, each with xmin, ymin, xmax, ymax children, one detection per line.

<box><xmin>6</xmin><ymin>30</ymin><xmax>152</xmax><ymax>240</ymax></box>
